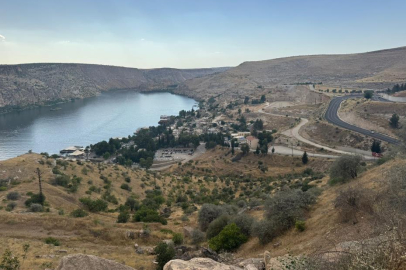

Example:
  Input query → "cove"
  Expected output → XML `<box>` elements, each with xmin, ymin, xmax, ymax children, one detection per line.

<box><xmin>0</xmin><ymin>91</ymin><xmax>196</xmax><ymax>160</ymax></box>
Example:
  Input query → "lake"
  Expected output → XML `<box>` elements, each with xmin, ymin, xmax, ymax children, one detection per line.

<box><xmin>0</xmin><ymin>91</ymin><xmax>196</xmax><ymax>160</ymax></box>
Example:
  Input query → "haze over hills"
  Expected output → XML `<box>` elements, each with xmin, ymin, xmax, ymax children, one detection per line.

<box><xmin>0</xmin><ymin>63</ymin><xmax>229</xmax><ymax>109</ymax></box>
<box><xmin>176</xmin><ymin>46</ymin><xmax>406</xmax><ymax>99</ymax></box>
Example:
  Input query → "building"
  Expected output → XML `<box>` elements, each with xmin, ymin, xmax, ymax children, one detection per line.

<box><xmin>60</xmin><ymin>146</ymin><xmax>84</xmax><ymax>154</ymax></box>
<box><xmin>68</xmin><ymin>150</ymin><xmax>85</xmax><ymax>158</ymax></box>
<box><xmin>246</xmin><ymin>136</ymin><xmax>259</xmax><ymax>149</ymax></box>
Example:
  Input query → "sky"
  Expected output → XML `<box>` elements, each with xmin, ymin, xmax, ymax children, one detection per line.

<box><xmin>1</xmin><ymin>0</ymin><xmax>406</xmax><ymax>69</ymax></box>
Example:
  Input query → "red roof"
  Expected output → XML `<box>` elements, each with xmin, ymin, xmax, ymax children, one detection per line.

<box><xmin>246</xmin><ymin>136</ymin><xmax>257</xmax><ymax>141</ymax></box>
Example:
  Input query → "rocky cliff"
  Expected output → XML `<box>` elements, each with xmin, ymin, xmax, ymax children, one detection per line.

<box><xmin>0</xmin><ymin>63</ymin><xmax>228</xmax><ymax>110</ymax></box>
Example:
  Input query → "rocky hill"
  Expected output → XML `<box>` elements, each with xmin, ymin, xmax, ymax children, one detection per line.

<box><xmin>176</xmin><ymin>46</ymin><xmax>406</xmax><ymax>99</ymax></box>
<box><xmin>0</xmin><ymin>63</ymin><xmax>228</xmax><ymax>109</ymax></box>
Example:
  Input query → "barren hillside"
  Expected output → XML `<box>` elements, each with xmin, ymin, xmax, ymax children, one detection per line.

<box><xmin>176</xmin><ymin>46</ymin><xmax>406</xmax><ymax>99</ymax></box>
<box><xmin>0</xmin><ymin>63</ymin><xmax>228</xmax><ymax>109</ymax></box>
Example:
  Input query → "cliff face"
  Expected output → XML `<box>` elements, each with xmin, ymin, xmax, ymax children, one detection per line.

<box><xmin>0</xmin><ymin>63</ymin><xmax>228</xmax><ymax>108</ymax></box>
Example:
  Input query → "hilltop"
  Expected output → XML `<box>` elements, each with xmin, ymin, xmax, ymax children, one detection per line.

<box><xmin>176</xmin><ymin>46</ymin><xmax>406</xmax><ymax>100</ymax></box>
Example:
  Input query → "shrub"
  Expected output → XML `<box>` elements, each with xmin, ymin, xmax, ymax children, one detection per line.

<box><xmin>252</xmin><ymin>189</ymin><xmax>317</xmax><ymax>244</ymax></box>
<box><xmin>70</xmin><ymin>209</ymin><xmax>88</xmax><ymax>218</ymax></box>
<box><xmin>133</xmin><ymin>207</ymin><xmax>167</xmax><ymax>225</ymax></box>
<box><xmin>191</xmin><ymin>229</ymin><xmax>205</xmax><ymax>245</ymax></box>
<box><xmin>154</xmin><ymin>242</ymin><xmax>175</xmax><ymax>270</ymax></box>
<box><xmin>252</xmin><ymin>219</ymin><xmax>278</xmax><ymax>245</ymax></box>
<box><xmin>7</xmin><ymin>191</ymin><xmax>20</xmax><ymax>201</ymax></box>
<box><xmin>172</xmin><ymin>233</ymin><xmax>183</xmax><ymax>245</ymax></box>
<box><xmin>6</xmin><ymin>202</ymin><xmax>17</xmax><ymax>211</ymax></box>
<box><xmin>208</xmin><ymin>223</ymin><xmax>247</xmax><ymax>252</ymax></box>
<box><xmin>29</xmin><ymin>203</ymin><xmax>43</xmax><ymax>212</ymax></box>
<box><xmin>330</xmin><ymin>155</ymin><xmax>362</xmax><ymax>184</ymax></box>
<box><xmin>79</xmin><ymin>197</ymin><xmax>108</xmax><ymax>212</ymax></box>
<box><xmin>198</xmin><ymin>204</ymin><xmax>237</xmax><ymax>231</ymax></box>
<box><xmin>117</xmin><ymin>211</ymin><xmax>130</xmax><ymax>223</ymax></box>
<box><xmin>58</xmin><ymin>209</ymin><xmax>64</xmax><ymax>215</ymax></box>
<box><xmin>295</xmin><ymin>220</ymin><xmax>306</xmax><ymax>232</ymax></box>
<box><xmin>44</xmin><ymin>237</ymin><xmax>60</xmax><ymax>246</ymax></box>
<box><xmin>334</xmin><ymin>187</ymin><xmax>373</xmax><ymax>224</ymax></box>
<box><xmin>125</xmin><ymin>197</ymin><xmax>140</xmax><ymax>212</ymax></box>
<box><xmin>230</xmin><ymin>214</ymin><xmax>254</xmax><ymax>237</ymax></box>
<box><xmin>53</xmin><ymin>174</ymin><xmax>70</xmax><ymax>187</ymax></box>
<box><xmin>25</xmin><ymin>193</ymin><xmax>45</xmax><ymax>207</ymax></box>
<box><xmin>120</xmin><ymin>183</ymin><xmax>132</xmax><ymax>191</ymax></box>
<box><xmin>206</xmin><ymin>215</ymin><xmax>230</xmax><ymax>240</ymax></box>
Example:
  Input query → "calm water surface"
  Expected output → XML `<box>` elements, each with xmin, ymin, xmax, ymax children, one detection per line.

<box><xmin>0</xmin><ymin>91</ymin><xmax>196</xmax><ymax>160</ymax></box>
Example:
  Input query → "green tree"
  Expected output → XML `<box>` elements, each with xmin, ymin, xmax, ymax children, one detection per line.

<box><xmin>244</xmin><ymin>96</ymin><xmax>249</xmax><ymax>105</ymax></box>
<box><xmin>208</xmin><ymin>223</ymin><xmax>248</xmax><ymax>252</ymax></box>
<box><xmin>371</xmin><ymin>140</ymin><xmax>382</xmax><ymax>153</ymax></box>
<box><xmin>272</xmin><ymin>147</ymin><xmax>275</xmax><ymax>154</ymax></box>
<box><xmin>390</xmin><ymin>113</ymin><xmax>400</xmax><ymax>128</ymax></box>
<box><xmin>330</xmin><ymin>155</ymin><xmax>362</xmax><ymax>184</ymax></box>
<box><xmin>364</xmin><ymin>90</ymin><xmax>373</xmax><ymax>99</ymax></box>
<box><xmin>260</xmin><ymin>95</ymin><xmax>266</xmax><ymax>103</ymax></box>
<box><xmin>302</xmin><ymin>151</ymin><xmax>309</xmax><ymax>164</ymax></box>
<box><xmin>241</xmin><ymin>144</ymin><xmax>250</xmax><ymax>155</ymax></box>
<box><xmin>154</xmin><ymin>242</ymin><xmax>175</xmax><ymax>270</ymax></box>
<box><xmin>117</xmin><ymin>211</ymin><xmax>130</xmax><ymax>223</ymax></box>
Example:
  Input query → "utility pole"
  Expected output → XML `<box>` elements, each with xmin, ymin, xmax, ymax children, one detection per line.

<box><xmin>35</xmin><ymin>168</ymin><xmax>44</xmax><ymax>205</ymax></box>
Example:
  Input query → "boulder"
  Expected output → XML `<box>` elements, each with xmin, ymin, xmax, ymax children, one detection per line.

<box><xmin>164</xmin><ymin>258</ymin><xmax>243</xmax><ymax>270</ymax></box>
<box><xmin>183</xmin><ymin>226</ymin><xmax>194</xmax><ymax>238</ymax></box>
<box><xmin>56</xmin><ymin>254</ymin><xmax>135</xmax><ymax>270</ymax></box>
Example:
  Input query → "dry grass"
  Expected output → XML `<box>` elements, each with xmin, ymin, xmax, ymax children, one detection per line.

<box><xmin>236</xmin><ymin>158</ymin><xmax>406</xmax><ymax>259</ymax></box>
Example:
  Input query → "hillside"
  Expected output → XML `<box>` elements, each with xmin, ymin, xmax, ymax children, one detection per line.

<box><xmin>176</xmin><ymin>46</ymin><xmax>406</xmax><ymax>100</ymax></box>
<box><xmin>0</xmin><ymin>63</ymin><xmax>228</xmax><ymax>109</ymax></box>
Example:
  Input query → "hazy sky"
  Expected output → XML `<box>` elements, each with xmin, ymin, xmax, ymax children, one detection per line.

<box><xmin>1</xmin><ymin>0</ymin><xmax>406</xmax><ymax>68</ymax></box>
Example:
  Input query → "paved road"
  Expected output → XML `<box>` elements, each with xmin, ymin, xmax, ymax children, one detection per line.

<box><xmin>325</xmin><ymin>95</ymin><xmax>400</xmax><ymax>145</ymax></box>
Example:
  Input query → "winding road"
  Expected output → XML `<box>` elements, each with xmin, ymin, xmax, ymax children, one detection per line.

<box><xmin>325</xmin><ymin>95</ymin><xmax>400</xmax><ymax>145</ymax></box>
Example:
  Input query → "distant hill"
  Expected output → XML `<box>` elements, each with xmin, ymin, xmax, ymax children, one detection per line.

<box><xmin>0</xmin><ymin>63</ymin><xmax>229</xmax><ymax>110</ymax></box>
<box><xmin>176</xmin><ymin>46</ymin><xmax>406</xmax><ymax>99</ymax></box>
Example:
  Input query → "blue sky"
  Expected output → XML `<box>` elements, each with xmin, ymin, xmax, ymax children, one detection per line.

<box><xmin>1</xmin><ymin>0</ymin><xmax>405</xmax><ymax>68</ymax></box>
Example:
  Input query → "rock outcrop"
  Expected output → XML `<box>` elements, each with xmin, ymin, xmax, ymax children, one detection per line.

<box><xmin>56</xmin><ymin>254</ymin><xmax>135</xmax><ymax>270</ymax></box>
<box><xmin>164</xmin><ymin>258</ymin><xmax>244</xmax><ymax>270</ymax></box>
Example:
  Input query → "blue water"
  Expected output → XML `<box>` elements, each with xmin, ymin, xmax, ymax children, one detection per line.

<box><xmin>0</xmin><ymin>91</ymin><xmax>196</xmax><ymax>160</ymax></box>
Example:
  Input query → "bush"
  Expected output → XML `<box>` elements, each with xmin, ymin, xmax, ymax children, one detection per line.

<box><xmin>120</xmin><ymin>183</ymin><xmax>132</xmax><ymax>191</ymax></box>
<box><xmin>191</xmin><ymin>229</ymin><xmax>205</xmax><ymax>245</ymax></box>
<box><xmin>117</xmin><ymin>211</ymin><xmax>130</xmax><ymax>223</ymax></box>
<box><xmin>334</xmin><ymin>187</ymin><xmax>373</xmax><ymax>224</ymax></box>
<box><xmin>53</xmin><ymin>174</ymin><xmax>70</xmax><ymax>187</ymax></box>
<box><xmin>7</xmin><ymin>192</ymin><xmax>20</xmax><ymax>201</ymax></box>
<box><xmin>295</xmin><ymin>220</ymin><xmax>306</xmax><ymax>232</ymax></box>
<box><xmin>330</xmin><ymin>155</ymin><xmax>362</xmax><ymax>184</ymax></box>
<box><xmin>198</xmin><ymin>204</ymin><xmax>237</xmax><ymax>231</ymax></box>
<box><xmin>208</xmin><ymin>223</ymin><xmax>247</xmax><ymax>252</ymax></box>
<box><xmin>45</xmin><ymin>237</ymin><xmax>60</xmax><ymax>246</ymax></box>
<box><xmin>206</xmin><ymin>215</ymin><xmax>230</xmax><ymax>240</ymax></box>
<box><xmin>230</xmin><ymin>214</ymin><xmax>254</xmax><ymax>237</ymax></box>
<box><xmin>252</xmin><ymin>219</ymin><xmax>278</xmax><ymax>245</ymax></box>
<box><xmin>6</xmin><ymin>202</ymin><xmax>17</xmax><ymax>211</ymax></box>
<box><xmin>133</xmin><ymin>207</ymin><xmax>167</xmax><ymax>225</ymax></box>
<box><xmin>79</xmin><ymin>197</ymin><xmax>108</xmax><ymax>212</ymax></box>
<box><xmin>252</xmin><ymin>189</ymin><xmax>317</xmax><ymax>244</ymax></box>
<box><xmin>70</xmin><ymin>209</ymin><xmax>88</xmax><ymax>218</ymax></box>
<box><xmin>172</xmin><ymin>233</ymin><xmax>183</xmax><ymax>245</ymax></box>
<box><xmin>154</xmin><ymin>242</ymin><xmax>175</xmax><ymax>270</ymax></box>
<box><xmin>29</xmin><ymin>203</ymin><xmax>43</xmax><ymax>212</ymax></box>
<box><xmin>25</xmin><ymin>193</ymin><xmax>45</xmax><ymax>207</ymax></box>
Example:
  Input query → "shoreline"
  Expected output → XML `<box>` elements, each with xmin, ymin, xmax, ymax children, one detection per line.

<box><xmin>0</xmin><ymin>87</ymin><xmax>202</xmax><ymax>115</ymax></box>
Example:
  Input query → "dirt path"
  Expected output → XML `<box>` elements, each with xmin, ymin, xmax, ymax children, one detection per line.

<box><xmin>258</xmin><ymin>102</ymin><xmax>374</xmax><ymax>160</ymax></box>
